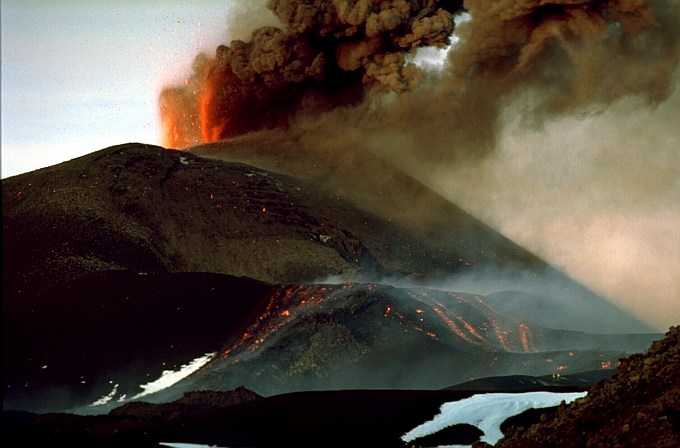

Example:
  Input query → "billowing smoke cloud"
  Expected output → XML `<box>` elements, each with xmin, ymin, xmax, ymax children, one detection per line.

<box><xmin>161</xmin><ymin>0</ymin><xmax>679</xmax><ymax>150</ymax></box>
<box><xmin>160</xmin><ymin>0</ymin><xmax>462</xmax><ymax>147</ymax></box>
<box><xmin>429</xmin><ymin>85</ymin><xmax>680</xmax><ymax>332</ymax></box>
<box><xmin>159</xmin><ymin>0</ymin><xmax>680</xmax><ymax>330</ymax></box>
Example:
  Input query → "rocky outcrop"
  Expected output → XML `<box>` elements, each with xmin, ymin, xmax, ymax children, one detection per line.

<box><xmin>486</xmin><ymin>326</ymin><xmax>680</xmax><ymax>448</ymax></box>
<box><xmin>108</xmin><ymin>387</ymin><xmax>263</xmax><ymax>419</ymax></box>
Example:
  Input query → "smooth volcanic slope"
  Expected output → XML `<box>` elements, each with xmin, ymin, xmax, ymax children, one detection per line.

<box><xmin>2</xmin><ymin>142</ymin><xmax>545</xmax><ymax>288</ymax></box>
<box><xmin>3</xmin><ymin>141</ymin><xmax>655</xmax><ymax>327</ymax></box>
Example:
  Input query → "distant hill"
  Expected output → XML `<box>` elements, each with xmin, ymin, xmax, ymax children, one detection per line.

<box><xmin>2</xmin><ymin>142</ymin><xmax>546</xmax><ymax>287</ymax></box>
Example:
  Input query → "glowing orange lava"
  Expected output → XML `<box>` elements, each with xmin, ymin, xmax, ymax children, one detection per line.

<box><xmin>457</xmin><ymin>316</ymin><xmax>485</xmax><ymax>343</ymax></box>
<box><xmin>159</xmin><ymin>87</ymin><xmax>199</xmax><ymax>149</ymax></box>
<box><xmin>432</xmin><ymin>305</ymin><xmax>478</xmax><ymax>346</ymax></box>
<box><xmin>198</xmin><ymin>79</ymin><xmax>226</xmax><ymax>144</ymax></box>
<box><xmin>158</xmin><ymin>57</ymin><xmax>228</xmax><ymax>149</ymax></box>
<box><xmin>518</xmin><ymin>322</ymin><xmax>534</xmax><ymax>352</ymax></box>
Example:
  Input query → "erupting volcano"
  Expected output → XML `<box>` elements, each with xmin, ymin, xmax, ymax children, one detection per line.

<box><xmin>3</xmin><ymin>0</ymin><xmax>680</xmax><ymax>446</ymax></box>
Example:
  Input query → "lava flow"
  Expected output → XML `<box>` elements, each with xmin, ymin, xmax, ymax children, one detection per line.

<box><xmin>163</xmin><ymin>281</ymin><xmax>644</xmax><ymax>397</ymax></box>
<box><xmin>215</xmin><ymin>282</ymin><xmax>541</xmax><ymax>367</ymax></box>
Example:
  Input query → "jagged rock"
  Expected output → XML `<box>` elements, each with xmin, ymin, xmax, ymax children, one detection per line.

<box><xmin>494</xmin><ymin>326</ymin><xmax>680</xmax><ymax>448</ymax></box>
<box><xmin>109</xmin><ymin>387</ymin><xmax>262</xmax><ymax>419</ymax></box>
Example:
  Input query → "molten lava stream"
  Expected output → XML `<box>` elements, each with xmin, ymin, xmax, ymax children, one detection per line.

<box><xmin>199</xmin><ymin>80</ymin><xmax>225</xmax><ymax>144</ymax></box>
<box><xmin>159</xmin><ymin>88</ymin><xmax>198</xmax><ymax>149</ymax></box>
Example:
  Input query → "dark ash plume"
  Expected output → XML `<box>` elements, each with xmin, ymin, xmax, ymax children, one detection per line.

<box><xmin>160</xmin><ymin>0</ymin><xmax>679</xmax><ymax>152</ymax></box>
<box><xmin>450</xmin><ymin>0</ymin><xmax>680</xmax><ymax>117</ymax></box>
<box><xmin>160</xmin><ymin>0</ymin><xmax>463</xmax><ymax>147</ymax></box>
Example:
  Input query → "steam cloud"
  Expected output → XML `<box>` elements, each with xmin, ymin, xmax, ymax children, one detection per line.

<box><xmin>159</xmin><ymin>0</ymin><xmax>680</xmax><ymax>330</ymax></box>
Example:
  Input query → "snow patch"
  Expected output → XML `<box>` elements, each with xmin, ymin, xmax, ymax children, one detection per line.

<box><xmin>90</xmin><ymin>383</ymin><xmax>119</xmax><ymax>407</ymax></box>
<box><xmin>131</xmin><ymin>352</ymin><xmax>216</xmax><ymax>400</ymax></box>
<box><xmin>402</xmin><ymin>391</ymin><xmax>587</xmax><ymax>446</ymax></box>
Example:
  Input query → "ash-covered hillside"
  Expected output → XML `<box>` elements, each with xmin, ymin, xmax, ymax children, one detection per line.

<box><xmin>2</xmin><ymin>143</ymin><xmax>657</xmax><ymax>414</ymax></box>
<box><xmin>2</xmin><ymin>142</ymin><xmax>650</xmax><ymax>329</ymax></box>
<box><xmin>2</xmin><ymin>142</ymin><xmax>542</xmax><ymax>288</ymax></box>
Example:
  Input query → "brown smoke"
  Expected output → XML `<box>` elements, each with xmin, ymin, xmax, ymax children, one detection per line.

<box><xmin>159</xmin><ymin>0</ymin><xmax>463</xmax><ymax>148</ymax></box>
<box><xmin>364</xmin><ymin>0</ymin><xmax>680</xmax><ymax>167</ymax></box>
<box><xmin>160</xmin><ymin>0</ymin><xmax>679</xmax><ymax>155</ymax></box>
<box><xmin>451</xmin><ymin>0</ymin><xmax>678</xmax><ymax>117</ymax></box>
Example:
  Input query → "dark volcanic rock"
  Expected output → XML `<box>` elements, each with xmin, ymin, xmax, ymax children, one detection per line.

<box><xmin>3</xmin><ymin>271</ymin><xmax>271</xmax><ymax>413</ymax></box>
<box><xmin>489</xmin><ymin>326</ymin><xmax>680</xmax><ymax>448</ymax></box>
<box><xmin>447</xmin><ymin>370</ymin><xmax>618</xmax><ymax>392</ymax></box>
<box><xmin>2</xmin><ymin>142</ymin><xmax>657</xmax><ymax>415</ymax></box>
<box><xmin>2</xmin><ymin>388</ymin><xmax>485</xmax><ymax>448</ymax></box>
<box><xmin>108</xmin><ymin>387</ymin><xmax>262</xmax><ymax>419</ymax></box>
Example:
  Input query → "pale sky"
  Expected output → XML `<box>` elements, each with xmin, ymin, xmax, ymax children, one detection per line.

<box><xmin>1</xmin><ymin>1</ymin><xmax>259</xmax><ymax>178</ymax></box>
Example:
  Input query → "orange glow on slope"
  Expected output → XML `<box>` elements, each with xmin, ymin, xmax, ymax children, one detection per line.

<box><xmin>432</xmin><ymin>305</ymin><xmax>479</xmax><ymax>346</ymax></box>
<box><xmin>518</xmin><ymin>323</ymin><xmax>534</xmax><ymax>352</ymax></box>
<box><xmin>456</xmin><ymin>316</ymin><xmax>486</xmax><ymax>343</ymax></box>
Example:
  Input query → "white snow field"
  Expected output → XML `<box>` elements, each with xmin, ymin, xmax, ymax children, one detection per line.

<box><xmin>401</xmin><ymin>391</ymin><xmax>587</xmax><ymax>446</ymax></box>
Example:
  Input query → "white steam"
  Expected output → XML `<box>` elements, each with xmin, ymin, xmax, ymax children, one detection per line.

<box><xmin>425</xmin><ymin>83</ymin><xmax>680</xmax><ymax>331</ymax></box>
